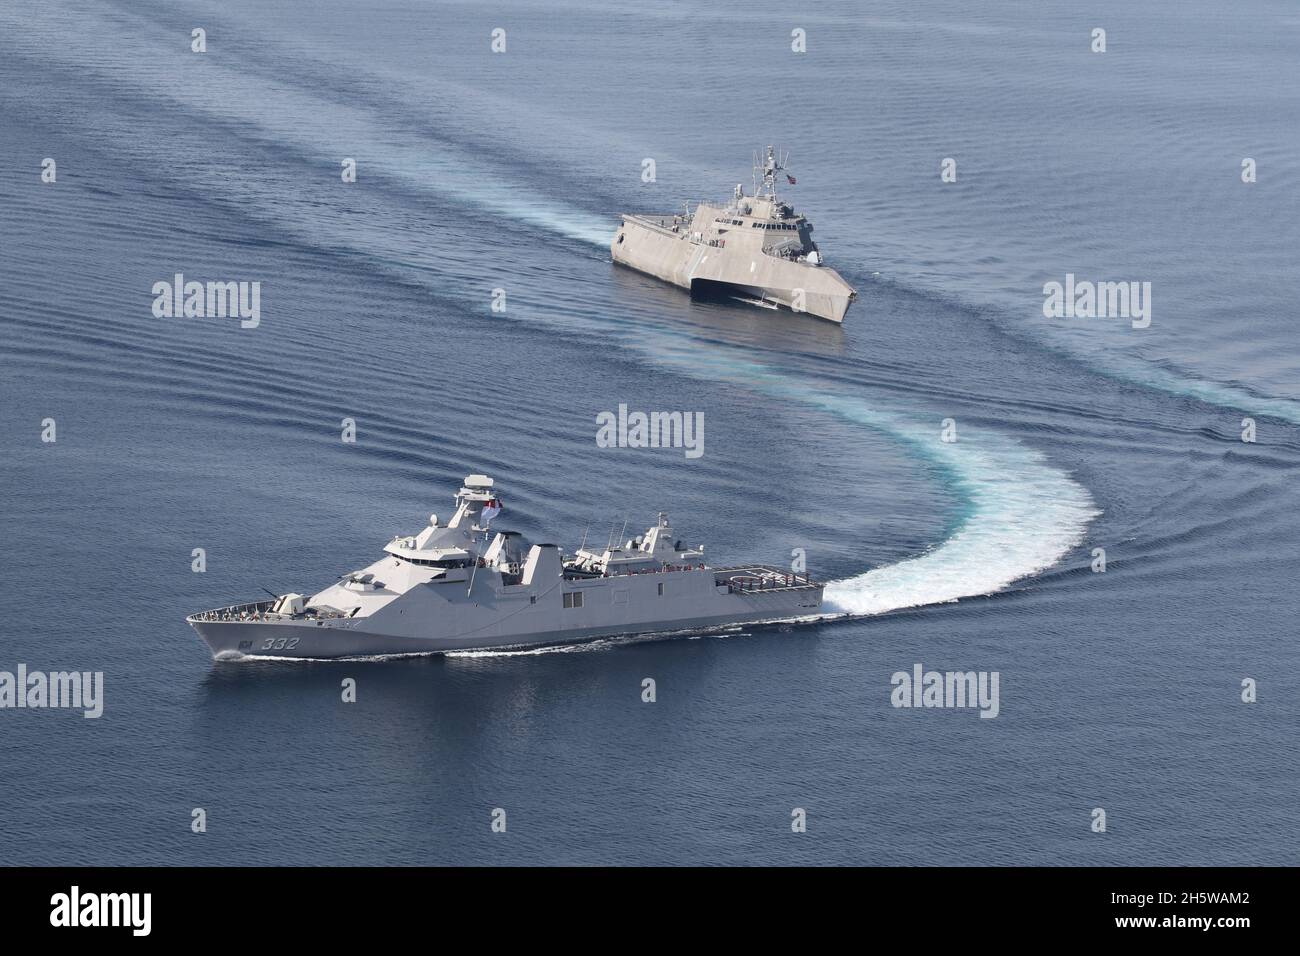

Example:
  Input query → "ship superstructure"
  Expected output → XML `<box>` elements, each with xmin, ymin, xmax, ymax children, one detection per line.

<box><xmin>188</xmin><ymin>474</ymin><xmax>823</xmax><ymax>659</ymax></box>
<box><xmin>611</xmin><ymin>147</ymin><xmax>856</xmax><ymax>323</ymax></box>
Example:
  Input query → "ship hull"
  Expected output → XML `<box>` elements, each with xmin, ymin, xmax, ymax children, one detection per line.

<box><xmin>190</xmin><ymin>586</ymin><xmax>823</xmax><ymax>660</ymax></box>
<box><xmin>612</xmin><ymin>214</ymin><xmax>855</xmax><ymax>323</ymax></box>
<box><xmin>188</xmin><ymin>473</ymin><xmax>825</xmax><ymax>662</ymax></box>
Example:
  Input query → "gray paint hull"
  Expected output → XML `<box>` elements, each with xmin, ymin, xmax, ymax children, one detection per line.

<box><xmin>188</xmin><ymin>480</ymin><xmax>825</xmax><ymax>661</ymax></box>
<box><xmin>190</xmin><ymin>591</ymin><xmax>821</xmax><ymax>660</ymax></box>
<box><xmin>612</xmin><ymin>212</ymin><xmax>855</xmax><ymax>323</ymax></box>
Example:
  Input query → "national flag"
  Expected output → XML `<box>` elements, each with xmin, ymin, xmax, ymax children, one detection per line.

<box><xmin>786</xmin><ymin>174</ymin><xmax>797</xmax><ymax>185</ymax></box>
<box><xmin>481</xmin><ymin>498</ymin><xmax>502</xmax><ymax>524</ymax></box>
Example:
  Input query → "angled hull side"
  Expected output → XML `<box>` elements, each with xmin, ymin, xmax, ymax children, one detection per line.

<box><xmin>612</xmin><ymin>215</ymin><xmax>854</xmax><ymax>324</ymax></box>
<box><xmin>187</xmin><ymin>475</ymin><xmax>826</xmax><ymax>662</ymax></box>
<box><xmin>191</xmin><ymin>581</ymin><xmax>823</xmax><ymax>659</ymax></box>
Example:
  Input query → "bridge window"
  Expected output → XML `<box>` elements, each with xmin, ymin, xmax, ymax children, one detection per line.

<box><xmin>393</xmin><ymin>555</ymin><xmax>472</xmax><ymax>569</ymax></box>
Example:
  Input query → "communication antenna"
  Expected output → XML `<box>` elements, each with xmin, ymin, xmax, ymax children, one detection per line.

<box><xmin>754</xmin><ymin>145</ymin><xmax>783</xmax><ymax>203</ymax></box>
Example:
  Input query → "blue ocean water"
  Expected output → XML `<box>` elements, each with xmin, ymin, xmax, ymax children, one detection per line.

<box><xmin>1</xmin><ymin>0</ymin><xmax>1297</xmax><ymax>865</ymax></box>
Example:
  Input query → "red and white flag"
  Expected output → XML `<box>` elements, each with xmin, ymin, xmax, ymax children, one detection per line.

<box><xmin>481</xmin><ymin>498</ymin><xmax>502</xmax><ymax>524</ymax></box>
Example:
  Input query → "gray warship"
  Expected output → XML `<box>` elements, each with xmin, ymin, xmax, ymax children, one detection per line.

<box><xmin>188</xmin><ymin>474</ymin><xmax>822</xmax><ymax>659</ymax></box>
<box><xmin>611</xmin><ymin>146</ymin><xmax>856</xmax><ymax>323</ymax></box>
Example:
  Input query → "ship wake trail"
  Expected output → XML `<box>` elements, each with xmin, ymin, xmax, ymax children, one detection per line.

<box><xmin>644</xmin><ymin>350</ymin><xmax>1101</xmax><ymax>622</ymax></box>
<box><xmin>819</xmin><ymin>404</ymin><xmax>1100</xmax><ymax>617</ymax></box>
<box><xmin>4</xmin><ymin>3</ymin><xmax>1100</xmax><ymax>622</ymax></box>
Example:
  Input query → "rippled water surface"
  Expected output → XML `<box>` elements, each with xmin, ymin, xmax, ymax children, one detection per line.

<box><xmin>1</xmin><ymin>0</ymin><xmax>1297</xmax><ymax>865</ymax></box>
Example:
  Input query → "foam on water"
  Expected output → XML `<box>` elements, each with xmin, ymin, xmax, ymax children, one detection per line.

<box><xmin>635</xmin><ymin>348</ymin><xmax>1102</xmax><ymax>618</ymax></box>
<box><xmin>820</xmin><ymin>408</ymin><xmax>1100</xmax><ymax>616</ymax></box>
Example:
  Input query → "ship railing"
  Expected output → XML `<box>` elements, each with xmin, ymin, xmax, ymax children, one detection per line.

<box><xmin>626</xmin><ymin>213</ymin><xmax>685</xmax><ymax>236</ymax></box>
<box><xmin>559</xmin><ymin>562</ymin><xmax>818</xmax><ymax>590</ymax></box>
<box><xmin>714</xmin><ymin>566</ymin><xmax>818</xmax><ymax>594</ymax></box>
<box><xmin>566</xmin><ymin>561</ymin><xmax>711</xmax><ymax>579</ymax></box>
<box><xmin>191</xmin><ymin>600</ymin><xmax>358</xmax><ymax>623</ymax></box>
<box><xmin>189</xmin><ymin>599</ymin><xmax>278</xmax><ymax>623</ymax></box>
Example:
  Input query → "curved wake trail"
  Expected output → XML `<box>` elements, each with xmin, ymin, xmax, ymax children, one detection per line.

<box><xmin>446</xmin><ymin>399</ymin><xmax>1101</xmax><ymax>648</ymax></box>
<box><xmin>3</xmin><ymin>4</ymin><xmax>1101</xmax><ymax>621</ymax></box>
<box><xmin>636</xmin><ymin>348</ymin><xmax>1101</xmax><ymax>618</ymax></box>
<box><xmin>819</xmin><ymin>406</ymin><xmax>1099</xmax><ymax>616</ymax></box>
<box><xmin>1087</xmin><ymin>354</ymin><xmax>1300</xmax><ymax>428</ymax></box>
<box><xmin>11</xmin><ymin>3</ymin><xmax>1296</xmax><ymax>426</ymax></box>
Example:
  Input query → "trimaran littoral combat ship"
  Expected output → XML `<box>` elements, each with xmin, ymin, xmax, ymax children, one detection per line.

<box><xmin>611</xmin><ymin>146</ymin><xmax>856</xmax><ymax>323</ymax></box>
<box><xmin>188</xmin><ymin>475</ymin><xmax>823</xmax><ymax>659</ymax></box>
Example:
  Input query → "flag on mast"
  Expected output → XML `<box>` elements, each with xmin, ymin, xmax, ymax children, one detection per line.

<box><xmin>481</xmin><ymin>497</ymin><xmax>502</xmax><ymax>525</ymax></box>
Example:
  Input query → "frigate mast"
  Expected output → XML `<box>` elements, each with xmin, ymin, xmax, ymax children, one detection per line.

<box><xmin>752</xmin><ymin>145</ymin><xmax>788</xmax><ymax>207</ymax></box>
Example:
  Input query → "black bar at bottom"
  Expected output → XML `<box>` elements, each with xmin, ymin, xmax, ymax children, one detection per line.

<box><xmin>0</xmin><ymin>865</ymin><xmax>1275</xmax><ymax>940</ymax></box>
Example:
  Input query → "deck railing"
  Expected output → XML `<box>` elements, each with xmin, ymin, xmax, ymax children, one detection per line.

<box><xmin>716</xmin><ymin>567</ymin><xmax>818</xmax><ymax>594</ymax></box>
<box><xmin>189</xmin><ymin>600</ymin><xmax>277</xmax><ymax>623</ymax></box>
<box><xmin>190</xmin><ymin>601</ymin><xmax>355</xmax><ymax>623</ymax></box>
